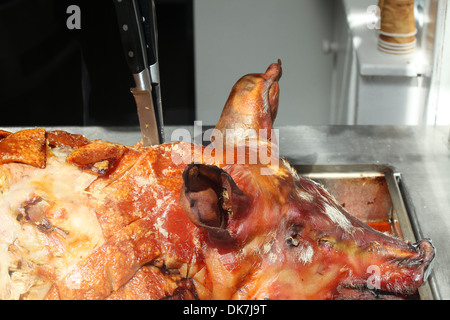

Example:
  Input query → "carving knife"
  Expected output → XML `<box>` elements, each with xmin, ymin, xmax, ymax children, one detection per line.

<box><xmin>113</xmin><ymin>0</ymin><xmax>163</xmax><ymax>146</ymax></box>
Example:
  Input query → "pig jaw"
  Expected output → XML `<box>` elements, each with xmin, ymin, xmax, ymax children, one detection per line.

<box><xmin>203</xmin><ymin>232</ymin><xmax>435</xmax><ymax>300</ymax></box>
<box><xmin>285</xmin><ymin>214</ymin><xmax>436</xmax><ymax>298</ymax></box>
<box><xmin>274</xmin><ymin>225</ymin><xmax>435</xmax><ymax>299</ymax></box>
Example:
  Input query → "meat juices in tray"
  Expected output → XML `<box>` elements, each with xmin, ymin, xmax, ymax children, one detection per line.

<box><xmin>0</xmin><ymin>61</ymin><xmax>435</xmax><ymax>300</ymax></box>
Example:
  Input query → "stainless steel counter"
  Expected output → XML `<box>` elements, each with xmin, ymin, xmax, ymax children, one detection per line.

<box><xmin>2</xmin><ymin>125</ymin><xmax>449</xmax><ymax>299</ymax></box>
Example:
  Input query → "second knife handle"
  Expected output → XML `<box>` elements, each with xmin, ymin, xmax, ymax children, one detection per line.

<box><xmin>113</xmin><ymin>0</ymin><xmax>147</xmax><ymax>74</ymax></box>
<box><xmin>138</xmin><ymin>0</ymin><xmax>158</xmax><ymax>67</ymax></box>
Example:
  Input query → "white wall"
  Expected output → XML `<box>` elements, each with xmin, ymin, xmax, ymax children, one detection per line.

<box><xmin>194</xmin><ymin>0</ymin><xmax>336</xmax><ymax>126</ymax></box>
<box><xmin>427</xmin><ymin>0</ymin><xmax>450</xmax><ymax>125</ymax></box>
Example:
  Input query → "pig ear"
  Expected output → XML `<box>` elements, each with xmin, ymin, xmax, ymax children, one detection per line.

<box><xmin>212</xmin><ymin>60</ymin><xmax>282</xmax><ymax>149</ymax></box>
<box><xmin>180</xmin><ymin>163</ymin><xmax>248</xmax><ymax>242</ymax></box>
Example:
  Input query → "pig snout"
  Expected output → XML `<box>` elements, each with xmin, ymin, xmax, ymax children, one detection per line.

<box><xmin>388</xmin><ymin>238</ymin><xmax>435</xmax><ymax>292</ymax></box>
<box><xmin>414</xmin><ymin>238</ymin><xmax>435</xmax><ymax>284</ymax></box>
<box><xmin>356</xmin><ymin>237</ymin><xmax>435</xmax><ymax>296</ymax></box>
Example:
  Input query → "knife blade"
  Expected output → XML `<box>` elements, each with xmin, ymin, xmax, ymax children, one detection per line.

<box><xmin>113</xmin><ymin>0</ymin><xmax>160</xmax><ymax>146</ymax></box>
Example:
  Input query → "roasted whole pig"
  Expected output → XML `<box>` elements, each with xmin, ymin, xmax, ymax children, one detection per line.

<box><xmin>0</xmin><ymin>61</ymin><xmax>434</xmax><ymax>300</ymax></box>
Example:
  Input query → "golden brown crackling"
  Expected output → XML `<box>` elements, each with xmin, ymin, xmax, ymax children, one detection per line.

<box><xmin>66</xmin><ymin>141</ymin><xmax>128</xmax><ymax>176</ymax></box>
<box><xmin>0</xmin><ymin>128</ymin><xmax>47</xmax><ymax>168</ymax></box>
<box><xmin>88</xmin><ymin>142</ymin><xmax>195</xmax><ymax>239</ymax></box>
<box><xmin>49</xmin><ymin>217</ymin><xmax>161</xmax><ymax>300</ymax></box>
<box><xmin>47</xmin><ymin>130</ymin><xmax>91</xmax><ymax>149</ymax></box>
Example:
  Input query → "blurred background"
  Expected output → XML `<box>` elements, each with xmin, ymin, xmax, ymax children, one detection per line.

<box><xmin>0</xmin><ymin>0</ymin><xmax>448</xmax><ymax>127</ymax></box>
<box><xmin>0</xmin><ymin>0</ymin><xmax>195</xmax><ymax>126</ymax></box>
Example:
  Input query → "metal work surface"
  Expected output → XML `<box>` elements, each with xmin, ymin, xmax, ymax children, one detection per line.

<box><xmin>2</xmin><ymin>125</ymin><xmax>449</xmax><ymax>299</ymax></box>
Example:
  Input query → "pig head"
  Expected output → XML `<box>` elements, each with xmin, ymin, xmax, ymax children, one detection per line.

<box><xmin>180</xmin><ymin>162</ymin><xmax>435</xmax><ymax>299</ymax></box>
<box><xmin>180</xmin><ymin>60</ymin><xmax>435</xmax><ymax>299</ymax></box>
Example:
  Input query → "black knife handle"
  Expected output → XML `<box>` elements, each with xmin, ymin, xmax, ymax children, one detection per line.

<box><xmin>113</xmin><ymin>0</ymin><xmax>147</xmax><ymax>74</ymax></box>
<box><xmin>138</xmin><ymin>0</ymin><xmax>157</xmax><ymax>66</ymax></box>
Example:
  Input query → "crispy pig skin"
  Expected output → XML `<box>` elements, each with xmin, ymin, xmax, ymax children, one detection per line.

<box><xmin>0</xmin><ymin>61</ymin><xmax>435</xmax><ymax>300</ymax></box>
<box><xmin>47</xmin><ymin>130</ymin><xmax>91</xmax><ymax>149</ymax></box>
<box><xmin>0</xmin><ymin>128</ymin><xmax>46</xmax><ymax>168</ymax></box>
<box><xmin>54</xmin><ymin>217</ymin><xmax>161</xmax><ymax>300</ymax></box>
<box><xmin>0</xmin><ymin>129</ymin><xmax>12</xmax><ymax>141</ymax></box>
<box><xmin>41</xmin><ymin>142</ymin><xmax>210</xmax><ymax>300</ymax></box>
<box><xmin>66</xmin><ymin>142</ymin><xmax>127</xmax><ymax>176</ymax></box>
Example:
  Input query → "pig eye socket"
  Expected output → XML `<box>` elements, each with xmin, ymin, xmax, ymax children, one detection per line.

<box><xmin>286</xmin><ymin>235</ymin><xmax>300</xmax><ymax>247</ymax></box>
<box><xmin>286</xmin><ymin>224</ymin><xmax>303</xmax><ymax>247</ymax></box>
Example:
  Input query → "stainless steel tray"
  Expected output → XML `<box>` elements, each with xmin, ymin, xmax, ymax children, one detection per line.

<box><xmin>293</xmin><ymin>164</ymin><xmax>435</xmax><ymax>300</ymax></box>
